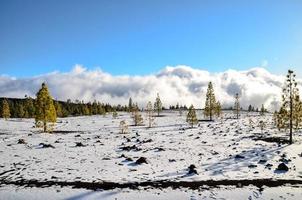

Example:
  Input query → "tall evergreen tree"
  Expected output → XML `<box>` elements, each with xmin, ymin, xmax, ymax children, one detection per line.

<box><xmin>2</xmin><ymin>99</ymin><xmax>10</xmax><ymax>120</ymax></box>
<box><xmin>278</xmin><ymin>70</ymin><xmax>301</xmax><ymax>144</ymax></box>
<box><xmin>204</xmin><ymin>82</ymin><xmax>218</xmax><ymax>120</ymax></box>
<box><xmin>128</xmin><ymin>97</ymin><xmax>133</xmax><ymax>112</ymax></box>
<box><xmin>234</xmin><ymin>93</ymin><xmax>240</xmax><ymax>119</ymax></box>
<box><xmin>154</xmin><ymin>93</ymin><xmax>162</xmax><ymax>117</ymax></box>
<box><xmin>248</xmin><ymin>105</ymin><xmax>253</xmax><ymax>112</ymax></box>
<box><xmin>186</xmin><ymin>104</ymin><xmax>198</xmax><ymax>128</ymax></box>
<box><xmin>35</xmin><ymin>83</ymin><xmax>57</xmax><ymax>132</ymax></box>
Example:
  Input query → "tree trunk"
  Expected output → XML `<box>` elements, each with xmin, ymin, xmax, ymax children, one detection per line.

<box><xmin>43</xmin><ymin>120</ymin><xmax>47</xmax><ymax>133</ymax></box>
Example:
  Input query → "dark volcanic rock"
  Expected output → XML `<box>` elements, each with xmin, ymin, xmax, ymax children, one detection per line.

<box><xmin>120</xmin><ymin>145</ymin><xmax>140</xmax><ymax>151</ymax></box>
<box><xmin>135</xmin><ymin>157</ymin><xmax>148</xmax><ymax>164</ymax></box>
<box><xmin>39</xmin><ymin>143</ymin><xmax>55</xmax><ymax>148</ymax></box>
<box><xmin>75</xmin><ymin>142</ymin><xmax>85</xmax><ymax>147</ymax></box>
<box><xmin>258</xmin><ymin>159</ymin><xmax>267</xmax><ymax>164</ymax></box>
<box><xmin>248</xmin><ymin>164</ymin><xmax>257</xmax><ymax>168</ymax></box>
<box><xmin>276</xmin><ymin>163</ymin><xmax>289</xmax><ymax>171</ymax></box>
<box><xmin>18</xmin><ymin>139</ymin><xmax>26</xmax><ymax>144</ymax></box>
<box><xmin>125</xmin><ymin>157</ymin><xmax>133</xmax><ymax>162</ymax></box>
<box><xmin>188</xmin><ymin>164</ymin><xmax>198</xmax><ymax>174</ymax></box>
<box><xmin>235</xmin><ymin>155</ymin><xmax>245</xmax><ymax>159</ymax></box>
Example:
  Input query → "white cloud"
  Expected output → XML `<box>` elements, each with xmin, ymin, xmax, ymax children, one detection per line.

<box><xmin>0</xmin><ymin>65</ymin><xmax>300</xmax><ymax>111</ymax></box>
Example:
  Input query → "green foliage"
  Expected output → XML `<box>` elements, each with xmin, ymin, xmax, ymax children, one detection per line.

<box><xmin>276</xmin><ymin>70</ymin><xmax>301</xmax><ymax>144</ymax></box>
<box><xmin>154</xmin><ymin>93</ymin><xmax>162</xmax><ymax>117</ymax></box>
<box><xmin>35</xmin><ymin>83</ymin><xmax>57</xmax><ymax>132</ymax></box>
<box><xmin>204</xmin><ymin>82</ymin><xmax>220</xmax><ymax>120</ymax></box>
<box><xmin>131</xmin><ymin>105</ymin><xmax>143</xmax><ymax>126</ymax></box>
<box><xmin>186</xmin><ymin>104</ymin><xmax>198</xmax><ymax>128</ymax></box>
<box><xmin>1</xmin><ymin>99</ymin><xmax>11</xmax><ymax>119</ymax></box>
<box><xmin>215</xmin><ymin>101</ymin><xmax>222</xmax><ymax>117</ymax></box>
<box><xmin>16</xmin><ymin>103</ymin><xmax>25</xmax><ymax>118</ymax></box>
<box><xmin>146</xmin><ymin>101</ymin><xmax>154</xmax><ymax>128</ymax></box>
<box><xmin>24</xmin><ymin>96</ymin><xmax>35</xmax><ymax>118</ymax></box>
<box><xmin>55</xmin><ymin>101</ymin><xmax>63</xmax><ymax>117</ymax></box>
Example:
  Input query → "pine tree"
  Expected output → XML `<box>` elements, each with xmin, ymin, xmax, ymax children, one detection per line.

<box><xmin>35</xmin><ymin>83</ymin><xmax>57</xmax><ymax>132</ymax></box>
<box><xmin>260</xmin><ymin>104</ymin><xmax>265</xmax><ymax>116</ymax></box>
<box><xmin>55</xmin><ymin>101</ymin><xmax>63</xmax><ymax>117</ymax></box>
<box><xmin>293</xmin><ymin>95</ymin><xmax>302</xmax><ymax>129</ymax></box>
<box><xmin>204</xmin><ymin>82</ymin><xmax>218</xmax><ymax>120</ymax></box>
<box><xmin>145</xmin><ymin>101</ymin><xmax>154</xmax><ymax>128</ymax></box>
<box><xmin>248</xmin><ymin>105</ymin><xmax>253</xmax><ymax>112</ymax></box>
<box><xmin>2</xmin><ymin>99</ymin><xmax>10</xmax><ymax>120</ymax></box>
<box><xmin>215</xmin><ymin>101</ymin><xmax>222</xmax><ymax>117</ymax></box>
<box><xmin>234</xmin><ymin>93</ymin><xmax>240</xmax><ymax>119</ymax></box>
<box><xmin>278</xmin><ymin>70</ymin><xmax>301</xmax><ymax>144</ymax></box>
<box><xmin>128</xmin><ymin>97</ymin><xmax>133</xmax><ymax>112</ymax></box>
<box><xmin>112</xmin><ymin>109</ymin><xmax>118</xmax><ymax>119</ymax></box>
<box><xmin>259</xmin><ymin>120</ymin><xmax>266</xmax><ymax>134</ymax></box>
<box><xmin>154</xmin><ymin>93</ymin><xmax>162</xmax><ymax>117</ymax></box>
<box><xmin>17</xmin><ymin>103</ymin><xmax>25</xmax><ymax>118</ymax></box>
<box><xmin>276</xmin><ymin>106</ymin><xmax>289</xmax><ymax>131</ymax></box>
<box><xmin>24</xmin><ymin>96</ymin><xmax>35</xmax><ymax>118</ymax></box>
<box><xmin>132</xmin><ymin>105</ymin><xmax>143</xmax><ymax>126</ymax></box>
<box><xmin>186</xmin><ymin>104</ymin><xmax>198</xmax><ymax>128</ymax></box>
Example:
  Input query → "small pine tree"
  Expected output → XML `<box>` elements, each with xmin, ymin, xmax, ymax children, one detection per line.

<box><xmin>132</xmin><ymin>105</ymin><xmax>143</xmax><ymax>126</ymax></box>
<box><xmin>154</xmin><ymin>93</ymin><xmax>162</xmax><ymax>117</ymax></box>
<box><xmin>215</xmin><ymin>101</ymin><xmax>222</xmax><ymax>117</ymax></box>
<box><xmin>259</xmin><ymin>120</ymin><xmax>266</xmax><ymax>134</ymax></box>
<box><xmin>35</xmin><ymin>83</ymin><xmax>57</xmax><ymax>132</ymax></box>
<box><xmin>248</xmin><ymin>105</ymin><xmax>253</xmax><ymax>112</ymax></box>
<box><xmin>119</xmin><ymin>120</ymin><xmax>128</xmax><ymax>134</ymax></box>
<box><xmin>2</xmin><ymin>99</ymin><xmax>10</xmax><ymax>120</ymax></box>
<box><xmin>112</xmin><ymin>109</ymin><xmax>118</xmax><ymax>119</ymax></box>
<box><xmin>260</xmin><ymin>104</ymin><xmax>265</xmax><ymax>116</ymax></box>
<box><xmin>145</xmin><ymin>101</ymin><xmax>155</xmax><ymax>128</ymax></box>
<box><xmin>204</xmin><ymin>82</ymin><xmax>219</xmax><ymax>120</ymax></box>
<box><xmin>186</xmin><ymin>104</ymin><xmax>198</xmax><ymax>128</ymax></box>
<box><xmin>234</xmin><ymin>93</ymin><xmax>240</xmax><ymax>119</ymax></box>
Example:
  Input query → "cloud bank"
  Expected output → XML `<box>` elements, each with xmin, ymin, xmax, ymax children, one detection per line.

<box><xmin>1</xmin><ymin>65</ymin><xmax>301</xmax><ymax>111</ymax></box>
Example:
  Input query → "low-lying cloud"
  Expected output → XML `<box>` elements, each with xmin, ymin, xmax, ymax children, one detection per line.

<box><xmin>1</xmin><ymin>65</ymin><xmax>300</xmax><ymax>111</ymax></box>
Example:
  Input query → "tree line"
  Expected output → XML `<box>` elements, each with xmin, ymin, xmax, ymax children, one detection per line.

<box><xmin>1</xmin><ymin>70</ymin><xmax>301</xmax><ymax>144</ymax></box>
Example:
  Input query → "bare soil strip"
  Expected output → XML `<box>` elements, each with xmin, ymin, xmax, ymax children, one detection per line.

<box><xmin>1</xmin><ymin>179</ymin><xmax>302</xmax><ymax>190</ymax></box>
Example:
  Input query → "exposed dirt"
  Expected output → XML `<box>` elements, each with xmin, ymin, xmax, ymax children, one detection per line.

<box><xmin>1</xmin><ymin>178</ymin><xmax>302</xmax><ymax>191</ymax></box>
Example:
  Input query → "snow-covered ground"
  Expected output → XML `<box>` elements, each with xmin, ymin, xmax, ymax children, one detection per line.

<box><xmin>1</xmin><ymin>111</ymin><xmax>302</xmax><ymax>199</ymax></box>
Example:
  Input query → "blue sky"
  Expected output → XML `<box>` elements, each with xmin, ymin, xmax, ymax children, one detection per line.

<box><xmin>0</xmin><ymin>0</ymin><xmax>302</xmax><ymax>77</ymax></box>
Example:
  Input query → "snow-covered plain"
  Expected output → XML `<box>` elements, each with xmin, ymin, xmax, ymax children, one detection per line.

<box><xmin>1</xmin><ymin>111</ymin><xmax>302</xmax><ymax>199</ymax></box>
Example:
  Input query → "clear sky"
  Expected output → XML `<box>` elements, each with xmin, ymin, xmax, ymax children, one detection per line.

<box><xmin>0</xmin><ymin>0</ymin><xmax>302</xmax><ymax>77</ymax></box>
